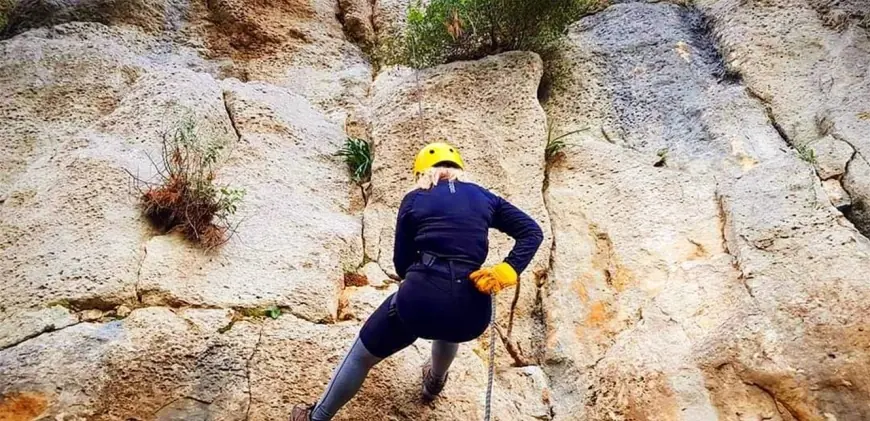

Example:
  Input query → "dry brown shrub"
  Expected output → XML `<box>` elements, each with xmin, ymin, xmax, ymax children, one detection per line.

<box><xmin>129</xmin><ymin>119</ymin><xmax>244</xmax><ymax>250</ymax></box>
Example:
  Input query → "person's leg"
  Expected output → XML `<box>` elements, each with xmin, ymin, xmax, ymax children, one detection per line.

<box><xmin>422</xmin><ymin>340</ymin><xmax>459</xmax><ymax>399</ymax></box>
<box><xmin>310</xmin><ymin>337</ymin><xmax>382</xmax><ymax>421</ymax></box>
<box><xmin>308</xmin><ymin>293</ymin><xmax>417</xmax><ymax>421</ymax></box>
<box><xmin>430</xmin><ymin>340</ymin><xmax>458</xmax><ymax>380</ymax></box>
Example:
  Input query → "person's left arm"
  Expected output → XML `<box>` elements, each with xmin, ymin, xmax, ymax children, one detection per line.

<box><xmin>393</xmin><ymin>191</ymin><xmax>419</xmax><ymax>279</ymax></box>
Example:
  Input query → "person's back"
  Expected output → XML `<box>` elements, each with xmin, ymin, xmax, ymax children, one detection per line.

<box><xmin>405</xmin><ymin>180</ymin><xmax>492</xmax><ymax>265</ymax></box>
<box><xmin>391</xmin><ymin>178</ymin><xmax>542</xmax><ymax>343</ymax></box>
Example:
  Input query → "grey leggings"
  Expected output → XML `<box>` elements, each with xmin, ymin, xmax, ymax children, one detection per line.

<box><xmin>310</xmin><ymin>338</ymin><xmax>459</xmax><ymax>421</ymax></box>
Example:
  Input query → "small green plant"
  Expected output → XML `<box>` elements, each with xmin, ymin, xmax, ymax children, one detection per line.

<box><xmin>235</xmin><ymin>305</ymin><xmax>283</xmax><ymax>320</ymax></box>
<box><xmin>128</xmin><ymin>118</ymin><xmax>244</xmax><ymax>249</ymax></box>
<box><xmin>796</xmin><ymin>143</ymin><xmax>817</xmax><ymax>164</ymax></box>
<box><xmin>545</xmin><ymin>122</ymin><xmax>586</xmax><ymax>162</ymax></box>
<box><xmin>337</xmin><ymin>137</ymin><xmax>373</xmax><ymax>183</ymax></box>
<box><xmin>654</xmin><ymin>147</ymin><xmax>669</xmax><ymax>167</ymax></box>
<box><xmin>264</xmin><ymin>306</ymin><xmax>281</xmax><ymax>319</ymax></box>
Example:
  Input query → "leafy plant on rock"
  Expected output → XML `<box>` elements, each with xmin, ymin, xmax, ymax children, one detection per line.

<box><xmin>796</xmin><ymin>143</ymin><xmax>817</xmax><ymax>165</ymax></box>
<box><xmin>337</xmin><ymin>137</ymin><xmax>373</xmax><ymax>183</ymax></box>
<box><xmin>545</xmin><ymin>121</ymin><xmax>586</xmax><ymax>163</ymax></box>
<box><xmin>128</xmin><ymin>118</ymin><xmax>244</xmax><ymax>250</ymax></box>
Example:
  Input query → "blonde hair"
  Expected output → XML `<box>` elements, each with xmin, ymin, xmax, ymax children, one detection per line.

<box><xmin>415</xmin><ymin>167</ymin><xmax>466</xmax><ymax>190</ymax></box>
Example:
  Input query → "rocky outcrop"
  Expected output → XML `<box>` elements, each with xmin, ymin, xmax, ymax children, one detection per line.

<box><xmin>138</xmin><ymin>79</ymin><xmax>363</xmax><ymax>323</ymax></box>
<box><xmin>698</xmin><ymin>0</ymin><xmax>870</xmax><ymax>234</ymax></box>
<box><xmin>0</xmin><ymin>24</ymin><xmax>226</xmax><ymax>349</ymax></box>
<box><xmin>545</xmin><ymin>2</ymin><xmax>870</xmax><ymax>420</ymax></box>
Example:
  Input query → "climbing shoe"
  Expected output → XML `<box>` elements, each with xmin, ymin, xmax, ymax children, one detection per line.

<box><xmin>422</xmin><ymin>360</ymin><xmax>449</xmax><ymax>400</ymax></box>
<box><xmin>290</xmin><ymin>404</ymin><xmax>313</xmax><ymax>421</ymax></box>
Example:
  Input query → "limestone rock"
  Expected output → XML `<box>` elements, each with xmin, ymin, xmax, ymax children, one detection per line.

<box><xmin>203</xmin><ymin>0</ymin><xmax>372</xmax><ymax>121</ymax></box>
<box><xmin>0</xmin><ymin>306</ymin><xmax>77</xmax><ymax>350</ymax></box>
<box><xmin>812</xmin><ymin>135</ymin><xmax>855</xmax><ymax>180</ymax></box>
<box><xmin>697</xmin><ymin>0</ymin><xmax>870</xmax><ymax>234</ymax></box>
<box><xmin>0</xmin><ymin>27</ymin><xmax>225</xmax><ymax>350</ymax></box>
<box><xmin>338</xmin><ymin>0</ymin><xmax>375</xmax><ymax>46</ymax></box>
<box><xmin>338</xmin><ymin>284</ymin><xmax>397</xmax><ymax>321</ymax></box>
<box><xmin>545</xmin><ymin>2</ymin><xmax>870</xmax><ymax>418</ymax></box>
<box><xmin>247</xmin><ymin>316</ymin><xmax>547</xmax><ymax>420</ymax></box>
<box><xmin>705</xmin><ymin>158</ymin><xmax>870</xmax><ymax>420</ymax></box>
<box><xmin>1</xmin><ymin>0</ymin><xmax>189</xmax><ymax>36</ymax></box>
<box><xmin>823</xmin><ymin>178</ymin><xmax>852</xmax><ymax>209</ymax></box>
<box><xmin>0</xmin><ymin>307</ymin><xmax>255</xmax><ymax>421</ymax></box>
<box><xmin>545</xmin><ymin>2</ymin><xmax>783</xmax><ymax>175</ymax></box>
<box><xmin>3</xmin><ymin>0</ymin><xmax>870</xmax><ymax>418</ymax></box>
<box><xmin>373</xmin><ymin>0</ymin><xmax>410</xmax><ymax>39</ymax></box>
<box><xmin>360</xmin><ymin>261</ymin><xmax>391</xmax><ymax>288</ymax></box>
<box><xmin>543</xmin><ymin>140</ymin><xmax>747</xmax><ymax>418</ymax></box>
<box><xmin>138</xmin><ymin>80</ymin><xmax>363</xmax><ymax>323</ymax></box>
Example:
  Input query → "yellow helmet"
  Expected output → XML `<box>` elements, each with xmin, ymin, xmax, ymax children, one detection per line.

<box><xmin>413</xmin><ymin>142</ymin><xmax>464</xmax><ymax>177</ymax></box>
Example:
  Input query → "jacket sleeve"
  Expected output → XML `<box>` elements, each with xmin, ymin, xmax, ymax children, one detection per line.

<box><xmin>490</xmin><ymin>195</ymin><xmax>544</xmax><ymax>275</ymax></box>
<box><xmin>393</xmin><ymin>191</ymin><xmax>418</xmax><ymax>279</ymax></box>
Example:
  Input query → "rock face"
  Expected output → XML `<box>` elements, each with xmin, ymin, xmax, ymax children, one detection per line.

<box><xmin>3</xmin><ymin>0</ymin><xmax>870</xmax><ymax>420</ymax></box>
<box><xmin>545</xmin><ymin>2</ymin><xmax>870</xmax><ymax>420</ymax></box>
<box><xmin>698</xmin><ymin>0</ymin><xmax>870</xmax><ymax>234</ymax></box>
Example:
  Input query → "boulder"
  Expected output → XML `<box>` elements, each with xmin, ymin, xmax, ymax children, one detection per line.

<box><xmin>247</xmin><ymin>315</ymin><xmax>550</xmax><ymax>420</ymax></box>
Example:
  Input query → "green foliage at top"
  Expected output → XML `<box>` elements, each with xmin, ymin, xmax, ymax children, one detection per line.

<box><xmin>0</xmin><ymin>0</ymin><xmax>14</xmax><ymax>33</ymax></box>
<box><xmin>383</xmin><ymin>0</ymin><xmax>600</xmax><ymax>69</ymax></box>
<box><xmin>337</xmin><ymin>137</ymin><xmax>373</xmax><ymax>183</ymax></box>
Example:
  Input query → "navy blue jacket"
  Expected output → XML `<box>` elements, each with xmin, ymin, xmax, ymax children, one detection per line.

<box><xmin>393</xmin><ymin>180</ymin><xmax>544</xmax><ymax>278</ymax></box>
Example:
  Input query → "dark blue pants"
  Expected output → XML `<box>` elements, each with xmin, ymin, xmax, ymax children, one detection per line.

<box><xmin>360</xmin><ymin>260</ymin><xmax>491</xmax><ymax>358</ymax></box>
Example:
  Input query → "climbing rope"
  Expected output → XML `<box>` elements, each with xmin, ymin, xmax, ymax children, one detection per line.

<box><xmin>484</xmin><ymin>294</ymin><xmax>496</xmax><ymax>421</ymax></box>
<box><xmin>405</xmin><ymin>10</ymin><xmax>497</xmax><ymax>419</ymax></box>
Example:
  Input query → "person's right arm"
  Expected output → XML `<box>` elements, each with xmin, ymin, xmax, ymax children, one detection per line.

<box><xmin>489</xmin><ymin>195</ymin><xmax>544</xmax><ymax>275</ymax></box>
<box><xmin>471</xmin><ymin>192</ymin><xmax>544</xmax><ymax>294</ymax></box>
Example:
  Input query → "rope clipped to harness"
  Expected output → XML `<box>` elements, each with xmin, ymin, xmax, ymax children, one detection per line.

<box><xmin>484</xmin><ymin>293</ymin><xmax>496</xmax><ymax>421</ymax></box>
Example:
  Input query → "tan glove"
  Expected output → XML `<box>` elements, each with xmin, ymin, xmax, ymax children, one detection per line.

<box><xmin>470</xmin><ymin>262</ymin><xmax>518</xmax><ymax>294</ymax></box>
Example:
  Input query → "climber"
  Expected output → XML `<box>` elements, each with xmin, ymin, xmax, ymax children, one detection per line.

<box><xmin>291</xmin><ymin>142</ymin><xmax>544</xmax><ymax>421</ymax></box>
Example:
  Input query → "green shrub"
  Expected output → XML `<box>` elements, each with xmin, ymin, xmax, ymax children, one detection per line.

<box><xmin>654</xmin><ymin>147</ymin><xmax>669</xmax><ymax>167</ymax></box>
<box><xmin>383</xmin><ymin>0</ymin><xmax>600</xmax><ymax>70</ymax></box>
<box><xmin>0</xmin><ymin>0</ymin><xmax>14</xmax><ymax>33</ymax></box>
<box><xmin>337</xmin><ymin>137</ymin><xmax>373</xmax><ymax>183</ymax></box>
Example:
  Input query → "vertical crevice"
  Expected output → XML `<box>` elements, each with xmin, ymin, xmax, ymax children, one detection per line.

<box><xmin>716</xmin><ymin>190</ymin><xmax>755</xmax><ymax>300</ymax></box>
<box><xmin>222</xmin><ymin>91</ymin><xmax>243</xmax><ymax>143</ymax></box>
<box><xmin>135</xmin><ymin>242</ymin><xmax>148</xmax><ymax>304</ymax></box>
<box><xmin>745</xmin><ymin>84</ymin><xmax>870</xmax><ymax>240</ymax></box>
<box><xmin>244</xmin><ymin>324</ymin><xmax>265</xmax><ymax>421</ymax></box>
<box><xmin>745</xmin><ymin>381</ymin><xmax>802</xmax><ymax>421</ymax></box>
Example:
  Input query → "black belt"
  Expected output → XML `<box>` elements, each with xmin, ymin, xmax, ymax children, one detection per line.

<box><xmin>419</xmin><ymin>251</ymin><xmax>479</xmax><ymax>267</ymax></box>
